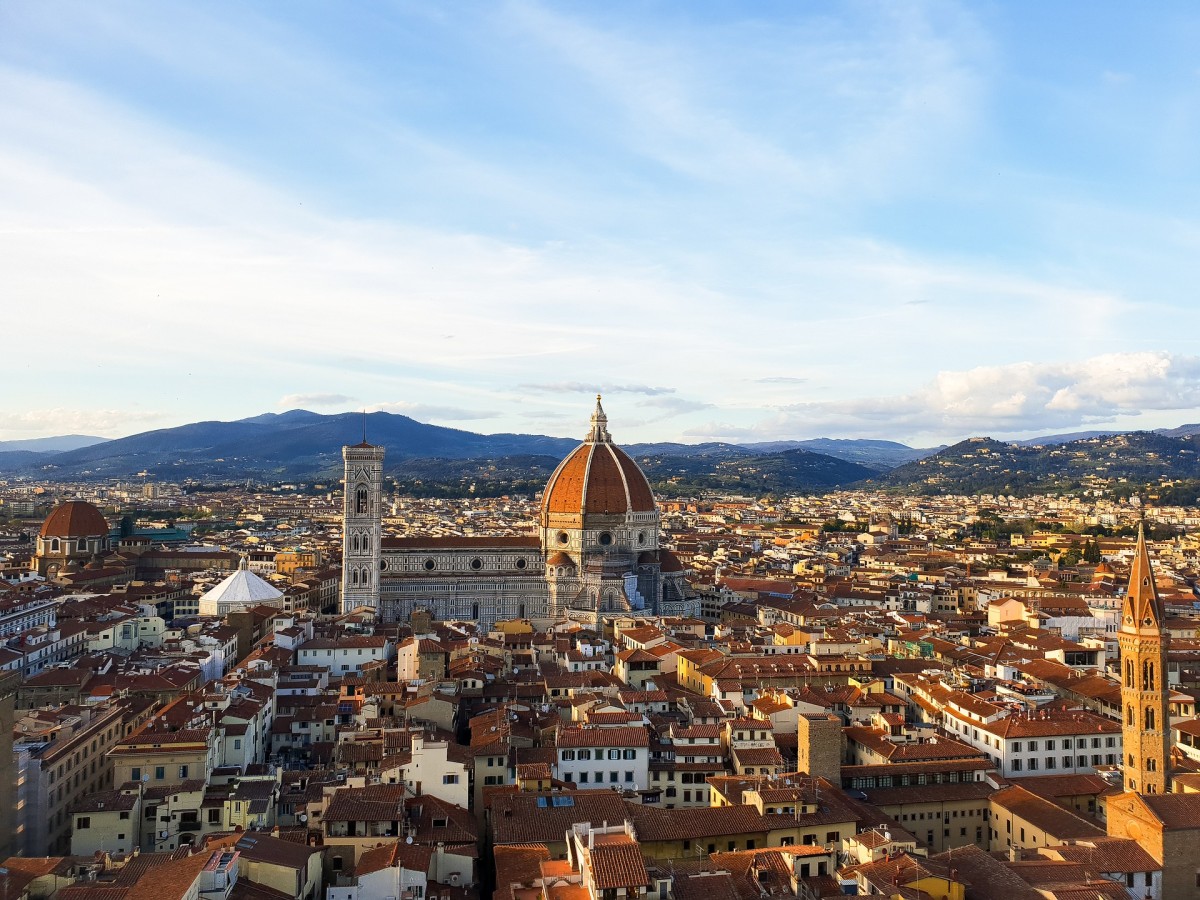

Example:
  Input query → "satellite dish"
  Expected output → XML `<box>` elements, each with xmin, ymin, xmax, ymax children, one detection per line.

<box><xmin>406</xmin><ymin>836</ymin><xmax>413</xmax><ymax>845</ymax></box>
<box><xmin>299</xmin><ymin>814</ymin><xmax>308</xmax><ymax>823</ymax></box>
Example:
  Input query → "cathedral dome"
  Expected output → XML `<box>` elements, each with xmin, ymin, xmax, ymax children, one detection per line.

<box><xmin>39</xmin><ymin>500</ymin><xmax>110</xmax><ymax>539</ymax></box>
<box><xmin>540</xmin><ymin>398</ymin><xmax>655</xmax><ymax>520</ymax></box>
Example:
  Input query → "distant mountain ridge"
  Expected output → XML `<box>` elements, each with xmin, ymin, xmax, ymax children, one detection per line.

<box><xmin>1011</xmin><ymin>424</ymin><xmax>1200</xmax><ymax>446</ymax></box>
<box><xmin>0</xmin><ymin>410</ymin><xmax>906</xmax><ymax>489</ymax></box>
<box><xmin>0</xmin><ymin>434</ymin><xmax>108</xmax><ymax>453</ymax></box>
<box><xmin>12</xmin><ymin>413</ymin><xmax>1200</xmax><ymax>500</ymax></box>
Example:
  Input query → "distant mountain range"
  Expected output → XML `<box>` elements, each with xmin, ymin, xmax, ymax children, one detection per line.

<box><xmin>0</xmin><ymin>434</ymin><xmax>108</xmax><ymax>453</ymax></box>
<box><xmin>7</xmin><ymin>412</ymin><xmax>1200</xmax><ymax>501</ymax></box>
<box><xmin>0</xmin><ymin>410</ymin><xmax>910</xmax><ymax>493</ymax></box>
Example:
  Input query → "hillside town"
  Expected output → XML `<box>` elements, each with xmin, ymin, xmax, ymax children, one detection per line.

<box><xmin>3</xmin><ymin>408</ymin><xmax>1200</xmax><ymax>900</ymax></box>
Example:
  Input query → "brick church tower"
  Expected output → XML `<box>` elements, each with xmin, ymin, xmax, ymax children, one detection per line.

<box><xmin>1119</xmin><ymin>524</ymin><xmax>1171</xmax><ymax>794</ymax></box>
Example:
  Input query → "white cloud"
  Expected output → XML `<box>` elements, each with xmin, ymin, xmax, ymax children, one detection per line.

<box><xmin>0</xmin><ymin>408</ymin><xmax>164</xmax><ymax>440</ymax></box>
<box><xmin>688</xmin><ymin>352</ymin><xmax>1200</xmax><ymax>443</ymax></box>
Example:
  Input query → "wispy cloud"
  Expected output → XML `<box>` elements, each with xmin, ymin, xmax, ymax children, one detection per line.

<box><xmin>279</xmin><ymin>393</ymin><xmax>357</xmax><ymax>408</ymax></box>
<box><xmin>620</xmin><ymin>395</ymin><xmax>714</xmax><ymax>428</ymax></box>
<box><xmin>368</xmin><ymin>402</ymin><xmax>499</xmax><ymax>422</ymax></box>
<box><xmin>4</xmin><ymin>4</ymin><xmax>1200</xmax><ymax>446</ymax></box>
<box><xmin>638</xmin><ymin>396</ymin><xmax>712</xmax><ymax>415</ymax></box>
<box><xmin>518</xmin><ymin>382</ymin><xmax>676</xmax><ymax>396</ymax></box>
<box><xmin>504</xmin><ymin>0</ymin><xmax>985</xmax><ymax>202</ymax></box>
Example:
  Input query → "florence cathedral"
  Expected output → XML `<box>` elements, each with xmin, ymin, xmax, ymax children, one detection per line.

<box><xmin>340</xmin><ymin>397</ymin><xmax>697</xmax><ymax>629</ymax></box>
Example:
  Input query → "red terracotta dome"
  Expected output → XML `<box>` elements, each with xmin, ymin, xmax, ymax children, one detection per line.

<box><xmin>39</xmin><ymin>500</ymin><xmax>110</xmax><ymax>539</ymax></box>
<box><xmin>541</xmin><ymin>399</ymin><xmax>655</xmax><ymax>519</ymax></box>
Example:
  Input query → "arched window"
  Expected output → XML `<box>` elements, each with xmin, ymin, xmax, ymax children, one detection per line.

<box><xmin>356</xmin><ymin>486</ymin><xmax>368</xmax><ymax>514</ymax></box>
<box><xmin>351</xmin><ymin>568</ymin><xmax>358</xmax><ymax>586</ymax></box>
<box><xmin>471</xmin><ymin>603</ymin><xmax>479</xmax><ymax>621</ymax></box>
<box><xmin>1145</xmin><ymin>706</ymin><xmax>1156</xmax><ymax>731</ymax></box>
<box><xmin>1126</xmin><ymin>704</ymin><xmax>1134</xmax><ymax>726</ymax></box>
<box><xmin>519</xmin><ymin>604</ymin><xmax>526</xmax><ymax>619</ymax></box>
<box><xmin>1143</xmin><ymin>660</ymin><xmax>1155</xmax><ymax>692</ymax></box>
<box><xmin>50</xmin><ymin>538</ymin><xmax>60</xmax><ymax>553</ymax></box>
<box><xmin>1125</xmin><ymin>659</ymin><xmax>1134</xmax><ymax>688</ymax></box>
<box><xmin>1147</xmin><ymin>757</ymin><xmax>1157</xmax><ymax>772</ymax></box>
<box><xmin>351</xmin><ymin>534</ymin><xmax>359</xmax><ymax>553</ymax></box>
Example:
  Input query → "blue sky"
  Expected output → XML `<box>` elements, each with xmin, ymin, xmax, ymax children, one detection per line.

<box><xmin>4</xmin><ymin>1</ymin><xmax>1200</xmax><ymax>446</ymax></box>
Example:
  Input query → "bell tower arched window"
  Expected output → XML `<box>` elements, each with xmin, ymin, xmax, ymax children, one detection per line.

<box><xmin>356</xmin><ymin>486</ymin><xmax>368</xmax><ymax>514</ymax></box>
<box><xmin>1145</xmin><ymin>706</ymin><xmax>1156</xmax><ymax>731</ymax></box>
<box><xmin>1143</xmin><ymin>660</ymin><xmax>1155</xmax><ymax>692</ymax></box>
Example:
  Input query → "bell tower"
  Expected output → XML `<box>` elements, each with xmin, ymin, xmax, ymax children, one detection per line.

<box><xmin>342</xmin><ymin>439</ymin><xmax>385</xmax><ymax>614</ymax></box>
<box><xmin>1119</xmin><ymin>523</ymin><xmax>1170</xmax><ymax>794</ymax></box>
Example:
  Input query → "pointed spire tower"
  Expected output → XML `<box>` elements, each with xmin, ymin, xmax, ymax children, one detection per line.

<box><xmin>1119</xmin><ymin>523</ymin><xmax>1171</xmax><ymax>794</ymax></box>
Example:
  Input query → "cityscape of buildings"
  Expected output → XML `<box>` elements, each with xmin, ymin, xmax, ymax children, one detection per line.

<box><xmin>11</xmin><ymin>2</ymin><xmax>1200</xmax><ymax>898</ymax></box>
<box><xmin>0</xmin><ymin>401</ymin><xmax>1199</xmax><ymax>899</ymax></box>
